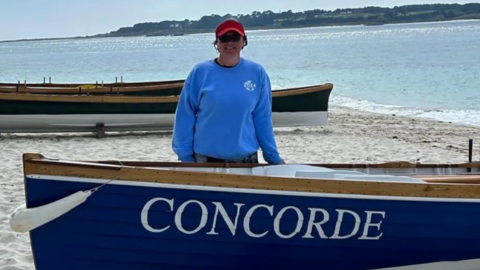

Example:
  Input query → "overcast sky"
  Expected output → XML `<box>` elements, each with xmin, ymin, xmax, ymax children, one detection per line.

<box><xmin>0</xmin><ymin>0</ymin><xmax>473</xmax><ymax>40</ymax></box>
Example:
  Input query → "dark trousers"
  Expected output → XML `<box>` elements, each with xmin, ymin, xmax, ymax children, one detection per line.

<box><xmin>194</xmin><ymin>152</ymin><xmax>259</xmax><ymax>163</ymax></box>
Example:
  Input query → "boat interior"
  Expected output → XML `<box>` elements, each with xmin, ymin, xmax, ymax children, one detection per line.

<box><xmin>89</xmin><ymin>160</ymin><xmax>480</xmax><ymax>184</ymax></box>
<box><xmin>22</xmin><ymin>152</ymin><xmax>480</xmax><ymax>185</ymax></box>
<box><xmin>165</xmin><ymin>164</ymin><xmax>480</xmax><ymax>184</ymax></box>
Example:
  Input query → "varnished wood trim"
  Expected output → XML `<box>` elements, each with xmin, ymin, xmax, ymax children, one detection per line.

<box><xmin>0</xmin><ymin>83</ymin><xmax>183</xmax><ymax>93</ymax></box>
<box><xmin>31</xmin><ymin>159</ymin><xmax>122</xmax><ymax>171</ymax></box>
<box><xmin>85</xmin><ymin>160</ymin><xmax>480</xmax><ymax>169</ymax></box>
<box><xmin>22</xmin><ymin>153</ymin><xmax>480</xmax><ymax>198</ymax></box>
<box><xmin>270</xmin><ymin>83</ymin><xmax>333</xmax><ymax>97</ymax></box>
<box><xmin>0</xmin><ymin>82</ymin><xmax>184</xmax><ymax>94</ymax></box>
<box><xmin>0</xmin><ymin>79</ymin><xmax>185</xmax><ymax>88</ymax></box>
<box><xmin>418</xmin><ymin>175</ymin><xmax>480</xmax><ymax>184</ymax></box>
<box><xmin>0</xmin><ymin>92</ymin><xmax>179</xmax><ymax>103</ymax></box>
<box><xmin>0</xmin><ymin>81</ymin><xmax>332</xmax><ymax>96</ymax></box>
<box><xmin>0</xmin><ymin>83</ymin><xmax>333</xmax><ymax>103</ymax></box>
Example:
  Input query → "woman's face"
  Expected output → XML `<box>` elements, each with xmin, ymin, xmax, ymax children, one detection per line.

<box><xmin>216</xmin><ymin>31</ymin><xmax>243</xmax><ymax>56</ymax></box>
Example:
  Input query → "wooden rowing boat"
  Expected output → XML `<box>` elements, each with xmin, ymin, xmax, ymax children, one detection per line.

<box><xmin>0</xmin><ymin>80</ymin><xmax>185</xmax><ymax>96</ymax></box>
<box><xmin>0</xmin><ymin>83</ymin><xmax>334</xmax><ymax>134</ymax></box>
<box><xmin>8</xmin><ymin>153</ymin><xmax>480</xmax><ymax>270</ymax></box>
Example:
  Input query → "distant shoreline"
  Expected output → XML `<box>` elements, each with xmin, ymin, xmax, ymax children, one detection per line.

<box><xmin>1</xmin><ymin>17</ymin><xmax>479</xmax><ymax>44</ymax></box>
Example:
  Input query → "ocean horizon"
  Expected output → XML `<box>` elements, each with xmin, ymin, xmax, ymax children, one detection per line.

<box><xmin>1</xmin><ymin>19</ymin><xmax>479</xmax><ymax>127</ymax></box>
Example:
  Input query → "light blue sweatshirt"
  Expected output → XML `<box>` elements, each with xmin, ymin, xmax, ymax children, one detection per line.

<box><xmin>172</xmin><ymin>57</ymin><xmax>282</xmax><ymax>164</ymax></box>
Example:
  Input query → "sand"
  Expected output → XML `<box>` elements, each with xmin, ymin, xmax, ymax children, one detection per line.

<box><xmin>1</xmin><ymin>105</ymin><xmax>479</xmax><ymax>270</ymax></box>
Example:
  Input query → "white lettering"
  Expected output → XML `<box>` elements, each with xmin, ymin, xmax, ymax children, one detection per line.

<box><xmin>274</xmin><ymin>206</ymin><xmax>304</xmax><ymax>239</ymax></box>
<box><xmin>207</xmin><ymin>202</ymin><xmax>245</xmax><ymax>236</ymax></box>
<box><xmin>244</xmin><ymin>204</ymin><xmax>274</xmax><ymax>238</ymax></box>
<box><xmin>175</xmin><ymin>200</ymin><xmax>208</xmax><ymax>235</ymax></box>
<box><xmin>330</xmin><ymin>209</ymin><xmax>361</xmax><ymax>239</ymax></box>
<box><xmin>141</xmin><ymin>197</ymin><xmax>174</xmax><ymax>233</ymax></box>
<box><xmin>140</xmin><ymin>197</ymin><xmax>387</xmax><ymax>241</ymax></box>
<box><xmin>302</xmin><ymin>208</ymin><xmax>330</xmax><ymax>239</ymax></box>
<box><xmin>359</xmin><ymin>211</ymin><xmax>386</xmax><ymax>240</ymax></box>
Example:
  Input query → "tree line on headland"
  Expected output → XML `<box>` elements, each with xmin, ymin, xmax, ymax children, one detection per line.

<box><xmin>101</xmin><ymin>3</ymin><xmax>480</xmax><ymax>37</ymax></box>
<box><xmin>1</xmin><ymin>3</ymin><xmax>479</xmax><ymax>42</ymax></box>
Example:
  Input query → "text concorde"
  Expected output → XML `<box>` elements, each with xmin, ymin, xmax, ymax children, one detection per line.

<box><xmin>140</xmin><ymin>197</ymin><xmax>386</xmax><ymax>240</ymax></box>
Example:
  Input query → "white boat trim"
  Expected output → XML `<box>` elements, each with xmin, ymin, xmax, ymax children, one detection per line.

<box><xmin>0</xmin><ymin>111</ymin><xmax>328</xmax><ymax>133</ymax></box>
<box><xmin>25</xmin><ymin>173</ymin><xmax>480</xmax><ymax>203</ymax></box>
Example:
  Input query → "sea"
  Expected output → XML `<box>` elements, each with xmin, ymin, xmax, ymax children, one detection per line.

<box><xmin>1</xmin><ymin>19</ymin><xmax>479</xmax><ymax>127</ymax></box>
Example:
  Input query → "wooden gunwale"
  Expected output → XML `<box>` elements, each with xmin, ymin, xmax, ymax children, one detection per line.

<box><xmin>0</xmin><ymin>83</ymin><xmax>333</xmax><ymax>103</ymax></box>
<box><xmin>0</xmin><ymin>79</ymin><xmax>185</xmax><ymax>88</ymax></box>
<box><xmin>0</xmin><ymin>81</ymin><xmax>333</xmax><ymax>95</ymax></box>
<box><xmin>0</xmin><ymin>92</ymin><xmax>179</xmax><ymax>103</ymax></box>
<box><xmin>22</xmin><ymin>153</ymin><xmax>480</xmax><ymax>198</ymax></box>
<box><xmin>0</xmin><ymin>82</ymin><xmax>185</xmax><ymax>94</ymax></box>
<box><xmin>75</xmin><ymin>160</ymin><xmax>480</xmax><ymax>185</ymax></box>
<box><xmin>83</xmin><ymin>160</ymin><xmax>480</xmax><ymax>169</ymax></box>
<box><xmin>413</xmin><ymin>175</ymin><xmax>480</xmax><ymax>184</ymax></box>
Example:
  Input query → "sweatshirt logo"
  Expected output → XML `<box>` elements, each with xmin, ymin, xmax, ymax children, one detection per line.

<box><xmin>244</xmin><ymin>80</ymin><xmax>256</xmax><ymax>91</ymax></box>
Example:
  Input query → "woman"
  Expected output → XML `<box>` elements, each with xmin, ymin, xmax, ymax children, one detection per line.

<box><xmin>172</xmin><ymin>18</ymin><xmax>285</xmax><ymax>165</ymax></box>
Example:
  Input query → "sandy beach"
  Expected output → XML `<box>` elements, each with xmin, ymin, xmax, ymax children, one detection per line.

<box><xmin>1</xmin><ymin>105</ymin><xmax>479</xmax><ymax>270</ymax></box>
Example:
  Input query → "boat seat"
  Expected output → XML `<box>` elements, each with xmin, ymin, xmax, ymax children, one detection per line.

<box><xmin>251</xmin><ymin>165</ymin><xmax>425</xmax><ymax>183</ymax></box>
<box><xmin>296</xmin><ymin>170</ymin><xmax>365</xmax><ymax>178</ymax></box>
<box><xmin>251</xmin><ymin>164</ymin><xmax>334</xmax><ymax>177</ymax></box>
<box><xmin>334</xmin><ymin>174</ymin><xmax>426</xmax><ymax>183</ymax></box>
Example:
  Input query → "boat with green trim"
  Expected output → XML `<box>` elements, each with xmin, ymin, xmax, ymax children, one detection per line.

<box><xmin>0</xmin><ymin>83</ymin><xmax>333</xmax><ymax>134</ymax></box>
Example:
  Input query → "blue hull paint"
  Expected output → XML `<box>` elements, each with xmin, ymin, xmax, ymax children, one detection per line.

<box><xmin>25</xmin><ymin>176</ymin><xmax>480</xmax><ymax>270</ymax></box>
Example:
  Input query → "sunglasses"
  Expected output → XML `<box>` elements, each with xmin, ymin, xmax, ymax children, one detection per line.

<box><xmin>218</xmin><ymin>34</ymin><xmax>242</xmax><ymax>43</ymax></box>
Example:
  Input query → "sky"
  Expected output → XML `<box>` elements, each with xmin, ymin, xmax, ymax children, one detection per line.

<box><xmin>0</xmin><ymin>0</ymin><xmax>474</xmax><ymax>41</ymax></box>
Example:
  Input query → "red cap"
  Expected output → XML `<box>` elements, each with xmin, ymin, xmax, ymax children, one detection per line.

<box><xmin>215</xmin><ymin>20</ymin><xmax>245</xmax><ymax>36</ymax></box>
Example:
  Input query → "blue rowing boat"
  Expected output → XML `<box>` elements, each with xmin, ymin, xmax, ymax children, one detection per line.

<box><xmin>10</xmin><ymin>153</ymin><xmax>480</xmax><ymax>270</ymax></box>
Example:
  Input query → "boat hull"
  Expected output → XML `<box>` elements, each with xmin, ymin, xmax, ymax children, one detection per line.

<box><xmin>0</xmin><ymin>112</ymin><xmax>328</xmax><ymax>133</ymax></box>
<box><xmin>0</xmin><ymin>85</ymin><xmax>332</xmax><ymax>114</ymax></box>
<box><xmin>0</xmin><ymin>98</ymin><xmax>179</xmax><ymax>115</ymax></box>
<box><xmin>0</xmin><ymin>83</ymin><xmax>333</xmax><ymax>133</ymax></box>
<box><xmin>24</xmin><ymin>174</ymin><xmax>480</xmax><ymax>270</ymax></box>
